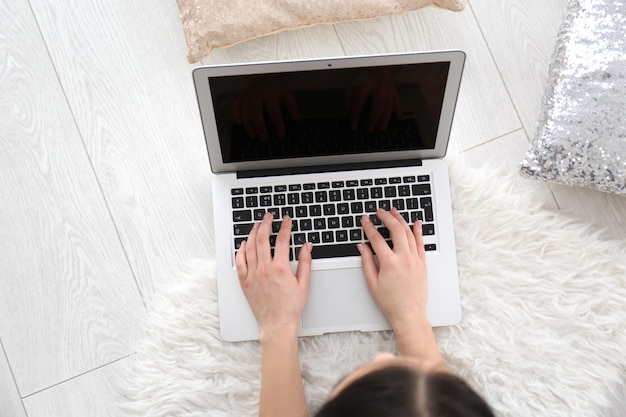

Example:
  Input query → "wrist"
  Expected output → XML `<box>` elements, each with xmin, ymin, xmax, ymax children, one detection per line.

<box><xmin>259</xmin><ymin>322</ymin><xmax>300</xmax><ymax>345</ymax></box>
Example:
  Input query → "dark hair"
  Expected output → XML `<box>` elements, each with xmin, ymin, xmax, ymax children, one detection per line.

<box><xmin>314</xmin><ymin>366</ymin><xmax>495</xmax><ymax>417</ymax></box>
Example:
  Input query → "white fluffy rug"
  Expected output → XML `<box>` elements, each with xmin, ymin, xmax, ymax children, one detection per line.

<box><xmin>121</xmin><ymin>158</ymin><xmax>626</xmax><ymax>417</ymax></box>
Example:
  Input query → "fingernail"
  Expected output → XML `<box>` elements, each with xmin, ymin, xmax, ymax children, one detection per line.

<box><xmin>283</xmin><ymin>215</ymin><xmax>291</xmax><ymax>221</ymax></box>
<box><xmin>264</xmin><ymin>212</ymin><xmax>272</xmax><ymax>219</ymax></box>
<box><xmin>361</xmin><ymin>215</ymin><xmax>370</xmax><ymax>224</ymax></box>
<box><xmin>391</xmin><ymin>207</ymin><xmax>398</xmax><ymax>214</ymax></box>
<box><xmin>357</xmin><ymin>243</ymin><xmax>364</xmax><ymax>253</ymax></box>
<box><xmin>306</xmin><ymin>242</ymin><xmax>313</xmax><ymax>252</ymax></box>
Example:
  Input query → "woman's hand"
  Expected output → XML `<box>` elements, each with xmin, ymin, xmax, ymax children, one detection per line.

<box><xmin>235</xmin><ymin>213</ymin><xmax>312</xmax><ymax>336</ymax></box>
<box><xmin>358</xmin><ymin>208</ymin><xmax>429</xmax><ymax>330</ymax></box>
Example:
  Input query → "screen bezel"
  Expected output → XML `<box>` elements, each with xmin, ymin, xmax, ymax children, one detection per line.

<box><xmin>193</xmin><ymin>50</ymin><xmax>465</xmax><ymax>174</ymax></box>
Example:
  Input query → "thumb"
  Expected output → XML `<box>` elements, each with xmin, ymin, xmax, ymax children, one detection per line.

<box><xmin>295</xmin><ymin>242</ymin><xmax>313</xmax><ymax>290</ymax></box>
<box><xmin>358</xmin><ymin>243</ymin><xmax>379</xmax><ymax>295</ymax></box>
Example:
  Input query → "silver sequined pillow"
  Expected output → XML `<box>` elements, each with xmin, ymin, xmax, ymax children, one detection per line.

<box><xmin>520</xmin><ymin>0</ymin><xmax>626</xmax><ymax>195</ymax></box>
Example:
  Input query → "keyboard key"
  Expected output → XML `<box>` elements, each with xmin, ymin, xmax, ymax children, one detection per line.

<box><xmin>303</xmin><ymin>243</ymin><xmax>360</xmax><ymax>259</ymax></box>
<box><xmin>400</xmin><ymin>212</ymin><xmax>409</xmax><ymax>223</ymax></box>
<box><xmin>378</xmin><ymin>227</ymin><xmax>390</xmax><ymax>238</ymax></box>
<box><xmin>371</xmin><ymin>187</ymin><xmax>383</xmax><ymax>199</ymax></box>
<box><xmin>370</xmin><ymin>215</ymin><xmax>382</xmax><ymax>225</ymax></box>
<box><xmin>272</xmin><ymin>221</ymin><xmax>282</xmax><ymax>233</ymax></box>
<box><xmin>336</xmin><ymin>230</ymin><xmax>349</xmax><ymax>242</ymax></box>
<box><xmin>351</xmin><ymin>202</ymin><xmax>364</xmax><ymax>213</ymax></box>
<box><xmin>232</xmin><ymin>210</ymin><xmax>252</xmax><ymax>222</ymax></box>
<box><xmin>412</xmin><ymin>184</ymin><xmax>432</xmax><ymax>195</ymax></box>
<box><xmin>322</xmin><ymin>231</ymin><xmax>334</xmax><ymax>243</ymax></box>
<box><xmin>420</xmin><ymin>197</ymin><xmax>434</xmax><ymax>222</ymax></box>
<box><xmin>323</xmin><ymin>204</ymin><xmax>336</xmax><ymax>215</ymax></box>
<box><xmin>422</xmin><ymin>223</ymin><xmax>435</xmax><ymax>235</ymax></box>
<box><xmin>418</xmin><ymin>175</ymin><xmax>430</xmax><ymax>182</ymax></box>
<box><xmin>407</xmin><ymin>198</ymin><xmax>419</xmax><ymax>209</ymax></box>
<box><xmin>234</xmin><ymin>223</ymin><xmax>254</xmax><ymax>236</ymax></box>
<box><xmin>390</xmin><ymin>177</ymin><xmax>402</xmax><ymax>184</ymax></box>
<box><xmin>357</xmin><ymin>188</ymin><xmax>369</xmax><ymax>200</ymax></box>
<box><xmin>314</xmin><ymin>218</ymin><xmax>326</xmax><ymax>230</ymax></box>
<box><xmin>425</xmin><ymin>244</ymin><xmax>437</xmax><ymax>251</ymax></box>
<box><xmin>375</xmin><ymin>178</ymin><xmax>387</xmax><ymax>185</ymax></box>
<box><xmin>288</xmin><ymin>193</ymin><xmax>300</xmax><ymax>205</ymax></box>
<box><xmin>342</xmin><ymin>189</ymin><xmax>355</xmax><ymax>200</ymax></box>
<box><xmin>294</xmin><ymin>233</ymin><xmax>307</xmax><ymax>245</ymax></box>
<box><xmin>260</xmin><ymin>195</ymin><xmax>272</xmax><ymax>206</ymax></box>
<box><xmin>274</xmin><ymin>185</ymin><xmax>287</xmax><ymax>192</ymax></box>
<box><xmin>346</xmin><ymin>180</ymin><xmax>359</xmax><ymax>187</ymax></box>
<box><xmin>317</xmin><ymin>182</ymin><xmax>330</xmax><ymax>189</ymax></box>
<box><xmin>398</xmin><ymin>185</ymin><xmax>410</xmax><ymax>197</ymax></box>
<box><xmin>254</xmin><ymin>209</ymin><xmax>266</xmax><ymax>220</ymax></box>
<box><xmin>273</xmin><ymin>194</ymin><xmax>286</xmax><ymax>206</ymax></box>
<box><xmin>295</xmin><ymin>206</ymin><xmax>308</xmax><ymax>217</ymax></box>
<box><xmin>332</xmin><ymin>181</ymin><xmax>345</xmax><ymax>188</ymax></box>
<box><xmin>289</xmin><ymin>184</ymin><xmax>301</xmax><ymax>191</ymax></box>
<box><xmin>384</xmin><ymin>186</ymin><xmax>397</xmax><ymax>198</ymax></box>
<box><xmin>337</xmin><ymin>203</ymin><xmax>349</xmax><ymax>214</ymax></box>
<box><xmin>365</xmin><ymin>201</ymin><xmax>377</xmax><ymax>212</ymax></box>
<box><xmin>350</xmin><ymin>229</ymin><xmax>363</xmax><ymax>241</ymax></box>
<box><xmin>232</xmin><ymin>197</ymin><xmax>244</xmax><ymax>209</ymax></box>
<box><xmin>341</xmin><ymin>216</ymin><xmax>355</xmax><ymax>228</ymax></box>
<box><xmin>260</xmin><ymin>186</ymin><xmax>272</xmax><ymax>193</ymax></box>
<box><xmin>307</xmin><ymin>232</ymin><xmax>321</xmax><ymax>244</ymax></box>
<box><xmin>246</xmin><ymin>187</ymin><xmax>258</xmax><ymax>194</ymax></box>
<box><xmin>303</xmin><ymin>183</ymin><xmax>316</xmax><ymax>190</ymax></box>
<box><xmin>231</xmin><ymin>188</ymin><xmax>244</xmax><ymax>195</ymax></box>
<box><xmin>246</xmin><ymin>196</ymin><xmax>258</xmax><ymax>207</ymax></box>
<box><xmin>392</xmin><ymin>199</ymin><xmax>405</xmax><ymax>210</ymax></box>
<box><xmin>411</xmin><ymin>211</ymin><xmax>423</xmax><ymax>222</ymax></box>
<box><xmin>360</xmin><ymin>179</ymin><xmax>373</xmax><ymax>186</ymax></box>
<box><xmin>300</xmin><ymin>219</ymin><xmax>312</xmax><ymax>230</ymax></box>
<box><xmin>310</xmin><ymin>205</ymin><xmax>322</xmax><ymax>216</ymax></box>
<box><xmin>281</xmin><ymin>207</ymin><xmax>294</xmax><ymax>218</ymax></box>
<box><xmin>234</xmin><ymin>237</ymin><xmax>246</xmax><ymax>249</ymax></box>
<box><xmin>328</xmin><ymin>217</ymin><xmax>340</xmax><ymax>229</ymax></box>
<box><xmin>302</xmin><ymin>192</ymin><xmax>314</xmax><ymax>203</ymax></box>
<box><xmin>379</xmin><ymin>200</ymin><xmax>391</xmax><ymax>211</ymax></box>
<box><xmin>268</xmin><ymin>208</ymin><xmax>280</xmax><ymax>218</ymax></box>
<box><xmin>315</xmin><ymin>191</ymin><xmax>328</xmax><ymax>202</ymax></box>
<box><xmin>403</xmin><ymin>176</ymin><xmax>416</xmax><ymax>183</ymax></box>
<box><xmin>329</xmin><ymin>190</ymin><xmax>342</xmax><ymax>201</ymax></box>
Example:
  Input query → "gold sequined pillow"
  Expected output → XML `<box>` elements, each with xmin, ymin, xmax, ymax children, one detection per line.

<box><xmin>520</xmin><ymin>0</ymin><xmax>626</xmax><ymax>195</ymax></box>
<box><xmin>177</xmin><ymin>0</ymin><xmax>467</xmax><ymax>63</ymax></box>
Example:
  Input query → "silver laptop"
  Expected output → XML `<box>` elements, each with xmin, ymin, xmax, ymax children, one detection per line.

<box><xmin>193</xmin><ymin>51</ymin><xmax>464</xmax><ymax>342</ymax></box>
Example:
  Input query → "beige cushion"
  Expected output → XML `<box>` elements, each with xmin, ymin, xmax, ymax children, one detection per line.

<box><xmin>177</xmin><ymin>0</ymin><xmax>467</xmax><ymax>63</ymax></box>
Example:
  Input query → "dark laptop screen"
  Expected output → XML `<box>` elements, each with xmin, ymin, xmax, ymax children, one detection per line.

<box><xmin>208</xmin><ymin>62</ymin><xmax>450</xmax><ymax>163</ymax></box>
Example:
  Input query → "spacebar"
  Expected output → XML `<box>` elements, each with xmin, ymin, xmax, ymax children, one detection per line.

<box><xmin>296</xmin><ymin>243</ymin><xmax>361</xmax><ymax>259</ymax></box>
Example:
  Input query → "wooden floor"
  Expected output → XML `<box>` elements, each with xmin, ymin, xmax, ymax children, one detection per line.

<box><xmin>2</xmin><ymin>0</ymin><xmax>625</xmax><ymax>415</ymax></box>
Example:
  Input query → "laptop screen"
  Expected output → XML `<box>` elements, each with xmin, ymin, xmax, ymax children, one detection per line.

<box><xmin>193</xmin><ymin>51</ymin><xmax>465</xmax><ymax>173</ymax></box>
<box><xmin>208</xmin><ymin>62</ymin><xmax>449</xmax><ymax>164</ymax></box>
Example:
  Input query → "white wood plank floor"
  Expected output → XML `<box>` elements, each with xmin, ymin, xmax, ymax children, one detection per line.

<box><xmin>1</xmin><ymin>0</ymin><xmax>624</xmax><ymax>415</ymax></box>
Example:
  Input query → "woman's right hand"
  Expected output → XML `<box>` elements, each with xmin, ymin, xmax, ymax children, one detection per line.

<box><xmin>358</xmin><ymin>208</ymin><xmax>429</xmax><ymax>330</ymax></box>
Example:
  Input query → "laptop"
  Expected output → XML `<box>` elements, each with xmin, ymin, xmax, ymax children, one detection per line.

<box><xmin>193</xmin><ymin>51</ymin><xmax>464</xmax><ymax>342</ymax></box>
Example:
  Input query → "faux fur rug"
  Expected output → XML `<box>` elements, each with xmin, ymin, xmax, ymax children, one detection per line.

<box><xmin>121</xmin><ymin>157</ymin><xmax>626</xmax><ymax>417</ymax></box>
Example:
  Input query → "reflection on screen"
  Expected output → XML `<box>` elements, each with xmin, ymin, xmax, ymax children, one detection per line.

<box><xmin>208</xmin><ymin>62</ymin><xmax>450</xmax><ymax>163</ymax></box>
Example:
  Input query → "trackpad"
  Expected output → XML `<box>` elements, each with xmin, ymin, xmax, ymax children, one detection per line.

<box><xmin>302</xmin><ymin>269</ymin><xmax>388</xmax><ymax>329</ymax></box>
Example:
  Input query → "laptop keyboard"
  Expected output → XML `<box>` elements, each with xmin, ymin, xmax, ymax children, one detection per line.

<box><xmin>231</xmin><ymin>174</ymin><xmax>437</xmax><ymax>260</ymax></box>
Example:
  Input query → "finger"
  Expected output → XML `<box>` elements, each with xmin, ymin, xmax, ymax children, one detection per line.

<box><xmin>349</xmin><ymin>85</ymin><xmax>371</xmax><ymax>130</ymax></box>
<box><xmin>390</xmin><ymin>208</ymin><xmax>416</xmax><ymax>254</ymax></box>
<box><xmin>240</xmin><ymin>98</ymin><xmax>257</xmax><ymax>139</ymax></box>
<box><xmin>235</xmin><ymin>240</ymin><xmax>248</xmax><ymax>282</ymax></box>
<box><xmin>265</xmin><ymin>96</ymin><xmax>286</xmax><ymax>138</ymax></box>
<box><xmin>255</xmin><ymin>212</ymin><xmax>274</xmax><ymax>263</ymax></box>
<box><xmin>358</xmin><ymin>241</ymin><xmax>379</xmax><ymax>295</ymax></box>
<box><xmin>378</xmin><ymin>208</ymin><xmax>409</xmax><ymax>251</ymax></box>
<box><xmin>274</xmin><ymin>216</ymin><xmax>292</xmax><ymax>260</ymax></box>
<box><xmin>250</xmin><ymin>96</ymin><xmax>268</xmax><ymax>141</ymax></box>
<box><xmin>367</xmin><ymin>89</ymin><xmax>386</xmax><ymax>132</ymax></box>
<box><xmin>361</xmin><ymin>214</ymin><xmax>391</xmax><ymax>257</ymax></box>
<box><xmin>295</xmin><ymin>242</ymin><xmax>313</xmax><ymax>290</ymax></box>
<box><xmin>283</xmin><ymin>90</ymin><xmax>302</xmax><ymax>121</ymax></box>
<box><xmin>414</xmin><ymin>220</ymin><xmax>426</xmax><ymax>260</ymax></box>
<box><xmin>245</xmin><ymin>222</ymin><xmax>260</xmax><ymax>269</ymax></box>
<box><xmin>378</xmin><ymin>93</ymin><xmax>394</xmax><ymax>131</ymax></box>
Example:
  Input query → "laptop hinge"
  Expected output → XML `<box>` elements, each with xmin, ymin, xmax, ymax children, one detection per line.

<box><xmin>237</xmin><ymin>159</ymin><xmax>423</xmax><ymax>179</ymax></box>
